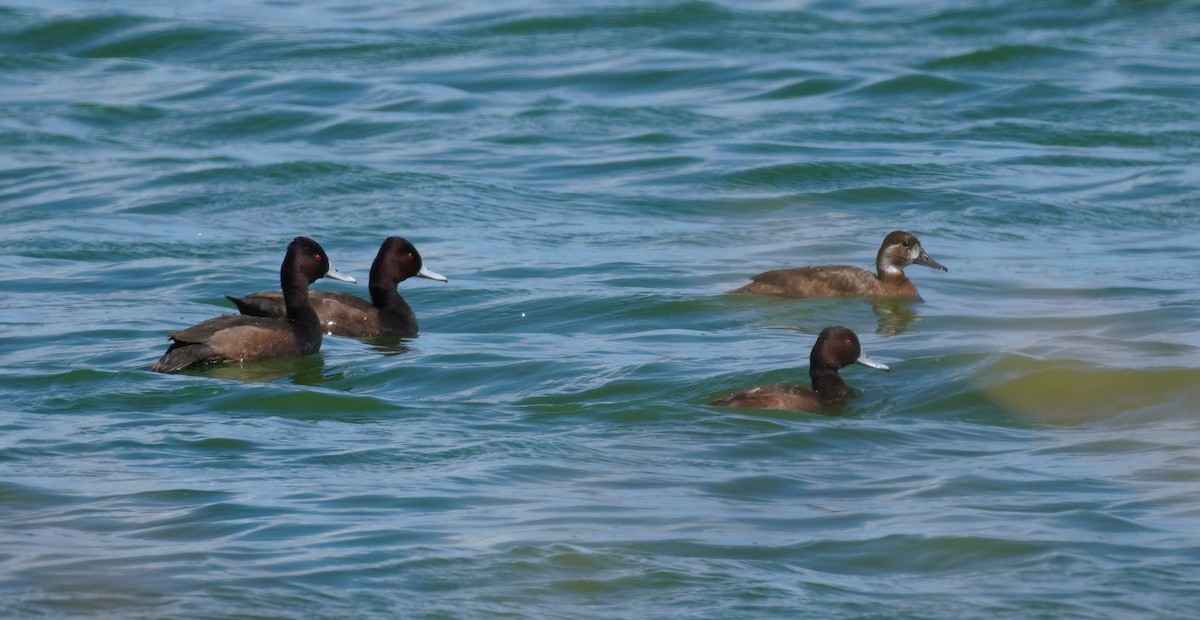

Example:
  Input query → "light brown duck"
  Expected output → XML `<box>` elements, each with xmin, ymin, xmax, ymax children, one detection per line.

<box><xmin>731</xmin><ymin>231</ymin><xmax>946</xmax><ymax>300</ymax></box>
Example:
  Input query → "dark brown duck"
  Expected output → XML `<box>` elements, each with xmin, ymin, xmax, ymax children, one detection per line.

<box><xmin>151</xmin><ymin>236</ymin><xmax>356</xmax><ymax>373</ymax></box>
<box><xmin>225</xmin><ymin>236</ymin><xmax>446</xmax><ymax>338</ymax></box>
<box><xmin>731</xmin><ymin>231</ymin><xmax>947</xmax><ymax>300</ymax></box>
<box><xmin>707</xmin><ymin>326</ymin><xmax>890</xmax><ymax>413</ymax></box>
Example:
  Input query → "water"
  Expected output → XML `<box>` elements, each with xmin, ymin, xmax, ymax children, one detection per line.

<box><xmin>3</xmin><ymin>0</ymin><xmax>1200</xmax><ymax>617</ymax></box>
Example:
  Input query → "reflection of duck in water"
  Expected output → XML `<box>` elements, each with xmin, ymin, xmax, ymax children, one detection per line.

<box><xmin>707</xmin><ymin>326</ymin><xmax>890</xmax><ymax>413</ymax></box>
<box><xmin>731</xmin><ymin>231</ymin><xmax>947</xmax><ymax>301</ymax></box>
<box><xmin>871</xmin><ymin>299</ymin><xmax>920</xmax><ymax>336</ymax></box>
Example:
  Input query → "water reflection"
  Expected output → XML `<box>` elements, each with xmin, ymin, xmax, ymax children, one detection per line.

<box><xmin>176</xmin><ymin>354</ymin><xmax>337</xmax><ymax>385</ymax></box>
<box><xmin>871</xmin><ymin>300</ymin><xmax>919</xmax><ymax>336</ymax></box>
<box><xmin>361</xmin><ymin>336</ymin><xmax>413</xmax><ymax>357</ymax></box>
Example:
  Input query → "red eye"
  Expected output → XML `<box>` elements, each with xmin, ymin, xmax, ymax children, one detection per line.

<box><xmin>844</xmin><ymin>339</ymin><xmax>852</xmax><ymax>346</ymax></box>
<box><xmin>407</xmin><ymin>253</ymin><xmax>414</xmax><ymax>260</ymax></box>
<box><xmin>314</xmin><ymin>254</ymin><xmax>322</xmax><ymax>261</ymax></box>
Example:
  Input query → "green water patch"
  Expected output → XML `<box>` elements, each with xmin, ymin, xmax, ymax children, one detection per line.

<box><xmin>745</xmin><ymin>77</ymin><xmax>859</xmax><ymax>101</ymax></box>
<box><xmin>849</xmin><ymin>73</ymin><xmax>979</xmax><ymax>100</ymax></box>
<box><xmin>1</xmin><ymin>13</ymin><xmax>150</xmax><ymax>54</ymax></box>
<box><xmin>79</xmin><ymin>23</ymin><xmax>242</xmax><ymax>62</ymax></box>
<box><xmin>716</xmin><ymin>160</ymin><xmax>973</xmax><ymax>195</ymax></box>
<box><xmin>206</xmin><ymin>382</ymin><xmax>403</xmax><ymax>421</ymax></box>
<box><xmin>0</xmin><ymin>481</ymin><xmax>84</xmax><ymax>512</ymax></box>
<box><xmin>65</xmin><ymin>102</ymin><xmax>167</xmax><ymax>130</ymax></box>
<box><xmin>2</xmin><ymin>12</ymin><xmax>243</xmax><ymax>64</ymax></box>
<box><xmin>922</xmin><ymin>43</ymin><xmax>1084</xmax><ymax>71</ymax></box>
<box><xmin>480</xmin><ymin>1</ymin><xmax>735</xmax><ymax>36</ymax></box>
<box><xmin>971</xmin><ymin>355</ymin><xmax>1200</xmax><ymax>426</ymax></box>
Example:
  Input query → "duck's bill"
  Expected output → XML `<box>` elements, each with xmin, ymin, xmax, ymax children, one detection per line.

<box><xmin>417</xmin><ymin>266</ymin><xmax>448</xmax><ymax>282</ymax></box>
<box><xmin>325</xmin><ymin>266</ymin><xmax>357</xmax><ymax>283</ymax></box>
<box><xmin>914</xmin><ymin>250</ymin><xmax>948</xmax><ymax>272</ymax></box>
<box><xmin>856</xmin><ymin>352</ymin><xmax>890</xmax><ymax>372</ymax></box>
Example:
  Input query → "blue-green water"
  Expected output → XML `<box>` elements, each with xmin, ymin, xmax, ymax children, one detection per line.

<box><xmin>3</xmin><ymin>0</ymin><xmax>1200</xmax><ymax>617</ymax></box>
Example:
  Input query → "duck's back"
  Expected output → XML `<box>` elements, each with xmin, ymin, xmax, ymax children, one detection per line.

<box><xmin>732</xmin><ymin>265</ymin><xmax>920</xmax><ymax>299</ymax></box>
<box><xmin>153</xmin><ymin>314</ymin><xmax>315</xmax><ymax>372</ymax></box>
<box><xmin>706</xmin><ymin>384</ymin><xmax>822</xmax><ymax>412</ymax></box>
<box><xmin>225</xmin><ymin>290</ymin><xmax>374</xmax><ymax>328</ymax></box>
<box><xmin>224</xmin><ymin>292</ymin><xmax>287</xmax><ymax>318</ymax></box>
<box><xmin>226</xmin><ymin>291</ymin><xmax>408</xmax><ymax>338</ymax></box>
<box><xmin>308</xmin><ymin>292</ymin><xmax>387</xmax><ymax>337</ymax></box>
<box><xmin>730</xmin><ymin>265</ymin><xmax>878</xmax><ymax>297</ymax></box>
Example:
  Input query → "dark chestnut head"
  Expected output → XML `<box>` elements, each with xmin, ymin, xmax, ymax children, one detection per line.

<box><xmin>283</xmin><ymin>236</ymin><xmax>356</xmax><ymax>287</ymax></box>
<box><xmin>370</xmin><ymin>236</ymin><xmax>447</xmax><ymax>287</ymax></box>
<box><xmin>810</xmin><ymin>326</ymin><xmax>889</xmax><ymax>372</ymax></box>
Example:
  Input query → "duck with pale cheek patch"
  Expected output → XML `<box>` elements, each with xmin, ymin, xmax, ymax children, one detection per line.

<box><xmin>707</xmin><ymin>326</ymin><xmax>890</xmax><ymax>413</ymax></box>
<box><xmin>227</xmin><ymin>236</ymin><xmax>446</xmax><ymax>338</ymax></box>
<box><xmin>152</xmin><ymin>236</ymin><xmax>356</xmax><ymax>373</ymax></box>
<box><xmin>731</xmin><ymin>231</ymin><xmax>947</xmax><ymax>300</ymax></box>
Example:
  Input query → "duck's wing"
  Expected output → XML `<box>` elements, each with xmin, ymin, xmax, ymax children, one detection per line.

<box><xmin>732</xmin><ymin>265</ymin><xmax>881</xmax><ymax>297</ymax></box>
<box><xmin>707</xmin><ymin>384</ymin><xmax>820</xmax><ymax>412</ymax></box>
<box><xmin>225</xmin><ymin>291</ymin><xmax>285</xmax><ymax>317</ymax></box>
<box><xmin>172</xmin><ymin>314</ymin><xmax>305</xmax><ymax>357</ymax></box>
<box><xmin>226</xmin><ymin>291</ymin><xmax>375</xmax><ymax>323</ymax></box>
<box><xmin>309</xmin><ymin>292</ymin><xmax>374</xmax><ymax>318</ymax></box>
<box><xmin>154</xmin><ymin>314</ymin><xmax>301</xmax><ymax>372</ymax></box>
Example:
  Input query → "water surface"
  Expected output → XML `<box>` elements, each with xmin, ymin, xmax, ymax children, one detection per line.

<box><xmin>2</xmin><ymin>1</ymin><xmax>1200</xmax><ymax>617</ymax></box>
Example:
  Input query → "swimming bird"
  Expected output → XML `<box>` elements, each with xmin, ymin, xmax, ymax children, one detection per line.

<box><xmin>731</xmin><ymin>231</ymin><xmax>947</xmax><ymax>300</ymax></box>
<box><xmin>225</xmin><ymin>236</ymin><xmax>446</xmax><ymax>338</ymax></box>
<box><xmin>151</xmin><ymin>236</ymin><xmax>356</xmax><ymax>373</ymax></box>
<box><xmin>707</xmin><ymin>326</ymin><xmax>889</xmax><ymax>412</ymax></box>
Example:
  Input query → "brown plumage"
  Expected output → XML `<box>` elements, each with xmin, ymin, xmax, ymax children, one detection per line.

<box><xmin>225</xmin><ymin>237</ymin><xmax>446</xmax><ymax>338</ymax></box>
<box><xmin>151</xmin><ymin>236</ymin><xmax>356</xmax><ymax>373</ymax></box>
<box><xmin>731</xmin><ymin>231</ymin><xmax>947</xmax><ymax>300</ymax></box>
<box><xmin>707</xmin><ymin>326</ymin><xmax>890</xmax><ymax>413</ymax></box>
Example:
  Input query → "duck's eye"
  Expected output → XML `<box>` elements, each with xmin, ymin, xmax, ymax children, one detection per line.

<box><xmin>407</xmin><ymin>253</ymin><xmax>414</xmax><ymax>260</ymax></box>
<box><xmin>844</xmin><ymin>339</ymin><xmax>853</xmax><ymax>347</ymax></box>
<box><xmin>902</xmin><ymin>240</ymin><xmax>912</xmax><ymax>247</ymax></box>
<box><xmin>314</xmin><ymin>253</ymin><xmax>322</xmax><ymax>261</ymax></box>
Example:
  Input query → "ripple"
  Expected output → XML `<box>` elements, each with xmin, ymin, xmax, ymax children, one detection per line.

<box><xmin>716</xmin><ymin>160</ymin><xmax>973</xmax><ymax>194</ymax></box>
<box><xmin>922</xmin><ymin>43</ymin><xmax>1083</xmax><ymax>71</ymax></box>
<box><xmin>850</xmin><ymin>73</ymin><xmax>979</xmax><ymax>99</ymax></box>
<box><xmin>746</xmin><ymin>77</ymin><xmax>857</xmax><ymax>101</ymax></box>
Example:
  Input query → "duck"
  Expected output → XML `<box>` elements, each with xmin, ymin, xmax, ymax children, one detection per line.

<box><xmin>730</xmin><ymin>231</ymin><xmax>947</xmax><ymax>300</ymax></box>
<box><xmin>225</xmin><ymin>236</ymin><xmax>446</xmax><ymax>338</ymax></box>
<box><xmin>151</xmin><ymin>236</ymin><xmax>356</xmax><ymax>373</ymax></box>
<box><xmin>707</xmin><ymin>326</ymin><xmax>889</xmax><ymax>412</ymax></box>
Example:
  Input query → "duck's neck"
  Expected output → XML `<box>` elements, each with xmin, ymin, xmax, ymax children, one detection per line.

<box><xmin>875</xmin><ymin>256</ymin><xmax>907</xmax><ymax>280</ymax></box>
<box><xmin>370</xmin><ymin>283</ymin><xmax>418</xmax><ymax>332</ymax></box>
<box><xmin>874</xmin><ymin>269</ymin><xmax>919</xmax><ymax>298</ymax></box>
<box><xmin>281</xmin><ymin>264</ymin><xmax>322</xmax><ymax>343</ymax></box>
<box><xmin>809</xmin><ymin>366</ymin><xmax>852</xmax><ymax>404</ymax></box>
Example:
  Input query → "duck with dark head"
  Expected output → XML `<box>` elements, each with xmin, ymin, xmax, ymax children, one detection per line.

<box><xmin>707</xmin><ymin>326</ymin><xmax>890</xmax><ymax>413</ymax></box>
<box><xmin>226</xmin><ymin>236</ymin><xmax>446</xmax><ymax>338</ymax></box>
<box><xmin>152</xmin><ymin>236</ymin><xmax>356</xmax><ymax>373</ymax></box>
